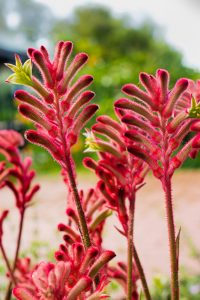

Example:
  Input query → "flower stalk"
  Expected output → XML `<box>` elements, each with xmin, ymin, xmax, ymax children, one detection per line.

<box><xmin>163</xmin><ymin>175</ymin><xmax>179</xmax><ymax>300</ymax></box>
<box><xmin>127</xmin><ymin>195</ymin><xmax>135</xmax><ymax>300</ymax></box>
<box><xmin>65</xmin><ymin>154</ymin><xmax>91</xmax><ymax>248</ymax></box>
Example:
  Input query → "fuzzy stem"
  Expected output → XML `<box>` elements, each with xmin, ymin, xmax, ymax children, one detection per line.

<box><xmin>133</xmin><ymin>246</ymin><xmax>152</xmax><ymax>300</ymax></box>
<box><xmin>4</xmin><ymin>209</ymin><xmax>25</xmax><ymax>300</ymax></box>
<box><xmin>0</xmin><ymin>243</ymin><xmax>16</xmax><ymax>285</ymax></box>
<box><xmin>163</xmin><ymin>175</ymin><xmax>179</xmax><ymax>300</ymax></box>
<box><xmin>65</xmin><ymin>155</ymin><xmax>91</xmax><ymax>248</ymax></box>
<box><xmin>161</xmin><ymin>116</ymin><xmax>179</xmax><ymax>300</ymax></box>
<box><xmin>127</xmin><ymin>196</ymin><xmax>135</xmax><ymax>300</ymax></box>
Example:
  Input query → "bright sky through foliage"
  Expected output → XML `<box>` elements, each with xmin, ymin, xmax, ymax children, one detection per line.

<box><xmin>36</xmin><ymin>0</ymin><xmax>200</xmax><ymax>70</ymax></box>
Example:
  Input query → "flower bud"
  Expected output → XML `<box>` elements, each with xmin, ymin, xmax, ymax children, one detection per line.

<box><xmin>122</xmin><ymin>83</ymin><xmax>152</xmax><ymax>107</ymax></box>
<box><xmin>32</xmin><ymin>77</ymin><xmax>54</xmax><ymax>104</ymax></box>
<box><xmin>25</xmin><ymin>130</ymin><xmax>63</xmax><ymax>166</ymax></box>
<box><xmin>56</xmin><ymin>41</ymin><xmax>73</xmax><ymax>81</ymax></box>
<box><xmin>67</xmin><ymin>91</ymin><xmax>95</xmax><ymax>120</ymax></box>
<box><xmin>89</xmin><ymin>250</ymin><xmax>116</xmax><ymax>278</ymax></box>
<box><xmin>156</xmin><ymin>69</ymin><xmax>169</xmax><ymax>105</ymax></box>
<box><xmin>58</xmin><ymin>53</ymin><xmax>88</xmax><ymax>94</ymax></box>
<box><xmin>64</xmin><ymin>75</ymin><xmax>93</xmax><ymax>104</ymax></box>
<box><xmin>166</xmin><ymin>111</ymin><xmax>188</xmax><ymax>133</ymax></box>
<box><xmin>15</xmin><ymin>90</ymin><xmax>55</xmax><ymax>120</ymax></box>
<box><xmin>67</xmin><ymin>276</ymin><xmax>92</xmax><ymax>300</ymax></box>
<box><xmin>82</xmin><ymin>157</ymin><xmax>98</xmax><ymax>171</ymax></box>
<box><xmin>79</xmin><ymin>247</ymin><xmax>99</xmax><ymax>274</ymax></box>
<box><xmin>192</xmin><ymin>133</ymin><xmax>200</xmax><ymax>148</ymax></box>
<box><xmin>92</xmin><ymin>123</ymin><xmax>124</xmax><ymax>148</ymax></box>
<box><xmin>19</xmin><ymin>104</ymin><xmax>58</xmax><ymax>138</ymax></box>
<box><xmin>72</xmin><ymin>104</ymin><xmax>98</xmax><ymax>142</ymax></box>
<box><xmin>163</xmin><ymin>78</ymin><xmax>188</xmax><ymax>117</ymax></box>
<box><xmin>115</xmin><ymin>98</ymin><xmax>160</xmax><ymax>126</ymax></box>
<box><xmin>140</xmin><ymin>72</ymin><xmax>158</xmax><ymax>96</ymax></box>
<box><xmin>32</xmin><ymin>50</ymin><xmax>54</xmax><ymax>88</ymax></box>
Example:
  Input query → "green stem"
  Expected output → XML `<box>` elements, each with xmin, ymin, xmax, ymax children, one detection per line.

<box><xmin>133</xmin><ymin>246</ymin><xmax>152</xmax><ymax>300</ymax></box>
<box><xmin>164</xmin><ymin>176</ymin><xmax>179</xmax><ymax>300</ymax></box>
<box><xmin>127</xmin><ymin>196</ymin><xmax>135</xmax><ymax>300</ymax></box>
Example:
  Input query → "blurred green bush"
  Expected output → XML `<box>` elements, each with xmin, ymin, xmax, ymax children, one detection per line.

<box><xmin>1</xmin><ymin>4</ymin><xmax>200</xmax><ymax>171</ymax></box>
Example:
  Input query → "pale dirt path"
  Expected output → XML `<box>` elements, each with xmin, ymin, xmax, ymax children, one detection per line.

<box><xmin>0</xmin><ymin>170</ymin><xmax>200</xmax><ymax>282</ymax></box>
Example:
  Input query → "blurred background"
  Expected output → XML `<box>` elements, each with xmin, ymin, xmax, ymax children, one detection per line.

<box><xmin>1</xmin><ymin>0</ymin><xmax>200</xmax><ymax>172</ymax></box>
<box><xmin>0</xmin><ymin>1</ymin><xmax>200</xmax><ymax>298</ymax></box>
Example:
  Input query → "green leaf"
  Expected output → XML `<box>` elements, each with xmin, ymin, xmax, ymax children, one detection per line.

<box><xmin>5</xmin><ymin>55</ymin><xmax>33</xmax><ymax>87</ymax></box>
<box><xmin>176</xmin><ymin>227</ymin><xmax>181</xmax><ymax>271</ymax></box>
<box><xmin>188</xmin><ymin>97</ymin><xmax>200</xmax><ymax>118</ymax></box>
<box><xmin>83</xmin><ymin>130</ymin><xmax>102</xmax><ymax>153</ymax></box>
<box><xmin>23</xmin><ymin>59</ymin><xmax>32</xmax><ymax>78</ymax></box>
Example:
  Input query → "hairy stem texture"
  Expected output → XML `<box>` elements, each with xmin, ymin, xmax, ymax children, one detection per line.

<box><xmin>133</xmin><ymin>246</ymin><xmax>152</xmax><ymax>300</ymax></box>
<box><xmin>65</xmin><ymin>155</ymin><xmax>91</xmax><ymax>248</ymax></box>
<box><xmin>164</xmin><ymin>175</ymin><xmax>179</xmax><ymax>300</ymax></box>
<box><xmin>127</xmin><ymin>195</ymin><xmax>135</xmax><ymax>300</ymax></box>
<box><xmin>5</xmin><ymin>209</ymin><xmax>25</xmax><ymax>300</ymax></box>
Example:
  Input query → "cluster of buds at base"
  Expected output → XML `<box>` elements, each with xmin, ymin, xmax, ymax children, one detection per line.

<box><xmin>116</xmin><ymin>69</ymin><xmax>200</xmax><ymax>180</ymax></box>
<box><xmin>58</xmin><ymin>187</ymin><xmax>111</xmax><ymax>248</ymax></box>
<box><xmin>13</xmin><ymin>242</ymin><xmax>115</xmax><ymax>300</ymax></box>
<box><xmin>0</xmin><ymin>130</ymin><xmax>40</xmax><ymax>213</ymax></box>
<box><xmin>7</xmin><ymin>257</ymin><xmax>36</xmax><ymax>292</ymax></box>
<box><xmin>6</xmin><ymin>42</ymin><xmax>98</xmax><ymax>171</ymax></box>
<box><xmin>108</xmin><ymin>262</ymin><xmax>139</xmax><ymax>300</ymax></box>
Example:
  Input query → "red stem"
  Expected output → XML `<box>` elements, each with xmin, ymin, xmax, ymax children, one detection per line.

<box><xmin>163</xmin><ymin>175</ymin><xmax>179</xmax><ymax>300</ymax></box>
<box><xmin>65</xmin><ymin>155</ymin><xmax>91</xmax><ymax>248</ymax></box>
<box><xmin>0</xmin><ymin>243</ymin><xmax>16</xmax><ymax>285</ymax></box>
<box><xmin>127</xmin><ymin>194</ymin><xmax>135</xmax><ymax>300</ymax></box>
<box><xmin>133</xmin><ymin>246</ymin><xmax>152</xmax><ymax>300</ymax></box>
<box><xmin>161</xmin><ymin>117</ymin><xmax>179</xmax><ymax>300</ymax></box>
<box><xmin>4</xmin><ymin>209</ymin><xmax>25</xmax><ymax>300</ymax></box>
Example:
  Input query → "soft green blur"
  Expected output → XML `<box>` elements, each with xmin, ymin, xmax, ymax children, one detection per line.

<box><xmin>0</xmin><ymin>2</ymin><xmax>200</xmax><ymax>171</ymax></box>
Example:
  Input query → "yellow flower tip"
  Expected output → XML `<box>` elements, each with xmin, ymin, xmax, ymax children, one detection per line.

<box><xmin>5</xmin><ymin>55</ymin><xmax>33</xmax><ymax>86</ymax></box>
<box><xmin>188</xmin><ymin>97</ymin><xmax>200</xmax><ymax>118</ymax></box>
<box><xmin>83</xmin><ymin>130</ymin><xmax>101</xmax><ymax>153</ymax></box>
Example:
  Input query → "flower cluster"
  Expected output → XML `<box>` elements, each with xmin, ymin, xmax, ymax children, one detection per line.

<box><xmin>58</xmin><ymin>187</ymin><xmax>111</xmax><ymax>248</ymax></box>
<box><xmin>0</xmin><ymin>130</ymin><xmax>40</xmax><ymax>298</ymax></box>
<box><xmin>0</xmin><ymin>129</ymin><xmax>39</xmax><ymax>222</ymax></box>
<box><xmin>6</xmin><ymin>42</ymin><xmax>98</xmax><ymax>168</ymax></box>
<box><xmin>83</xmin><ymin>116</ymin><xmax>148</xmax><ymax>234</ymax></box>
<box><xmin>13</xmin><ymin>242</ymin><xmax>115</xmax><ymax>300</ymax></box>
<box><xmin>116</xmin><ymin>69</ymin><xmax>200</xmax><ymax>179</ymax></box>
<box><xmin>4</xmin><ymin>40</ymin><xmax>200</xmax><ymax>300</ymax></box>
<box><xmin>0</xmin><ymin>130</ymin><xmax>40</xmax><ymax>213</ymax></box>
<box><xmin>6</xmin><ymin>41</ymin><xmax>100</xmax><ymax>249</ymax></box>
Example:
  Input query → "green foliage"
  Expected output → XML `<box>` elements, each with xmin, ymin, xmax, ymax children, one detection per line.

<box><xmin>2</xmin><ymin>3</ymin><xmax>200</xmax><ymax>169</ymax></box>
<box><xmin>151</xmin><ymin>275</ymin><xmax>200</xmax><ymax>300</ymax></box>
<box><xmin>51</xmin><ymin>5</ymin><xmax>200</xmax><ymax>119</ymax></box>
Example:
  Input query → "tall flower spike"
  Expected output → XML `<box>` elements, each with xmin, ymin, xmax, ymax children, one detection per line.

<box><xmin>120</xmin><ymin>70</ymin><xmax>200</xmax><ymax>300</ymax></box>
<box><xmin>0</xmin><ymin>130</ymin><xmax>39</xmax><ymax>211</ymax></box>
<box><xmin>83</xmin><ymin>115</ymin><xmax>151</xmax><ymax>300</ymax></box>
<box><xmin>0</xmin><ymin>130</ymin><xmax>40</xmax><ymax>297</ymax></box>
<box><xmin>6</xmin><ymin>41</ymin><xmax>99</xmax><ymax>249</ymax></box>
